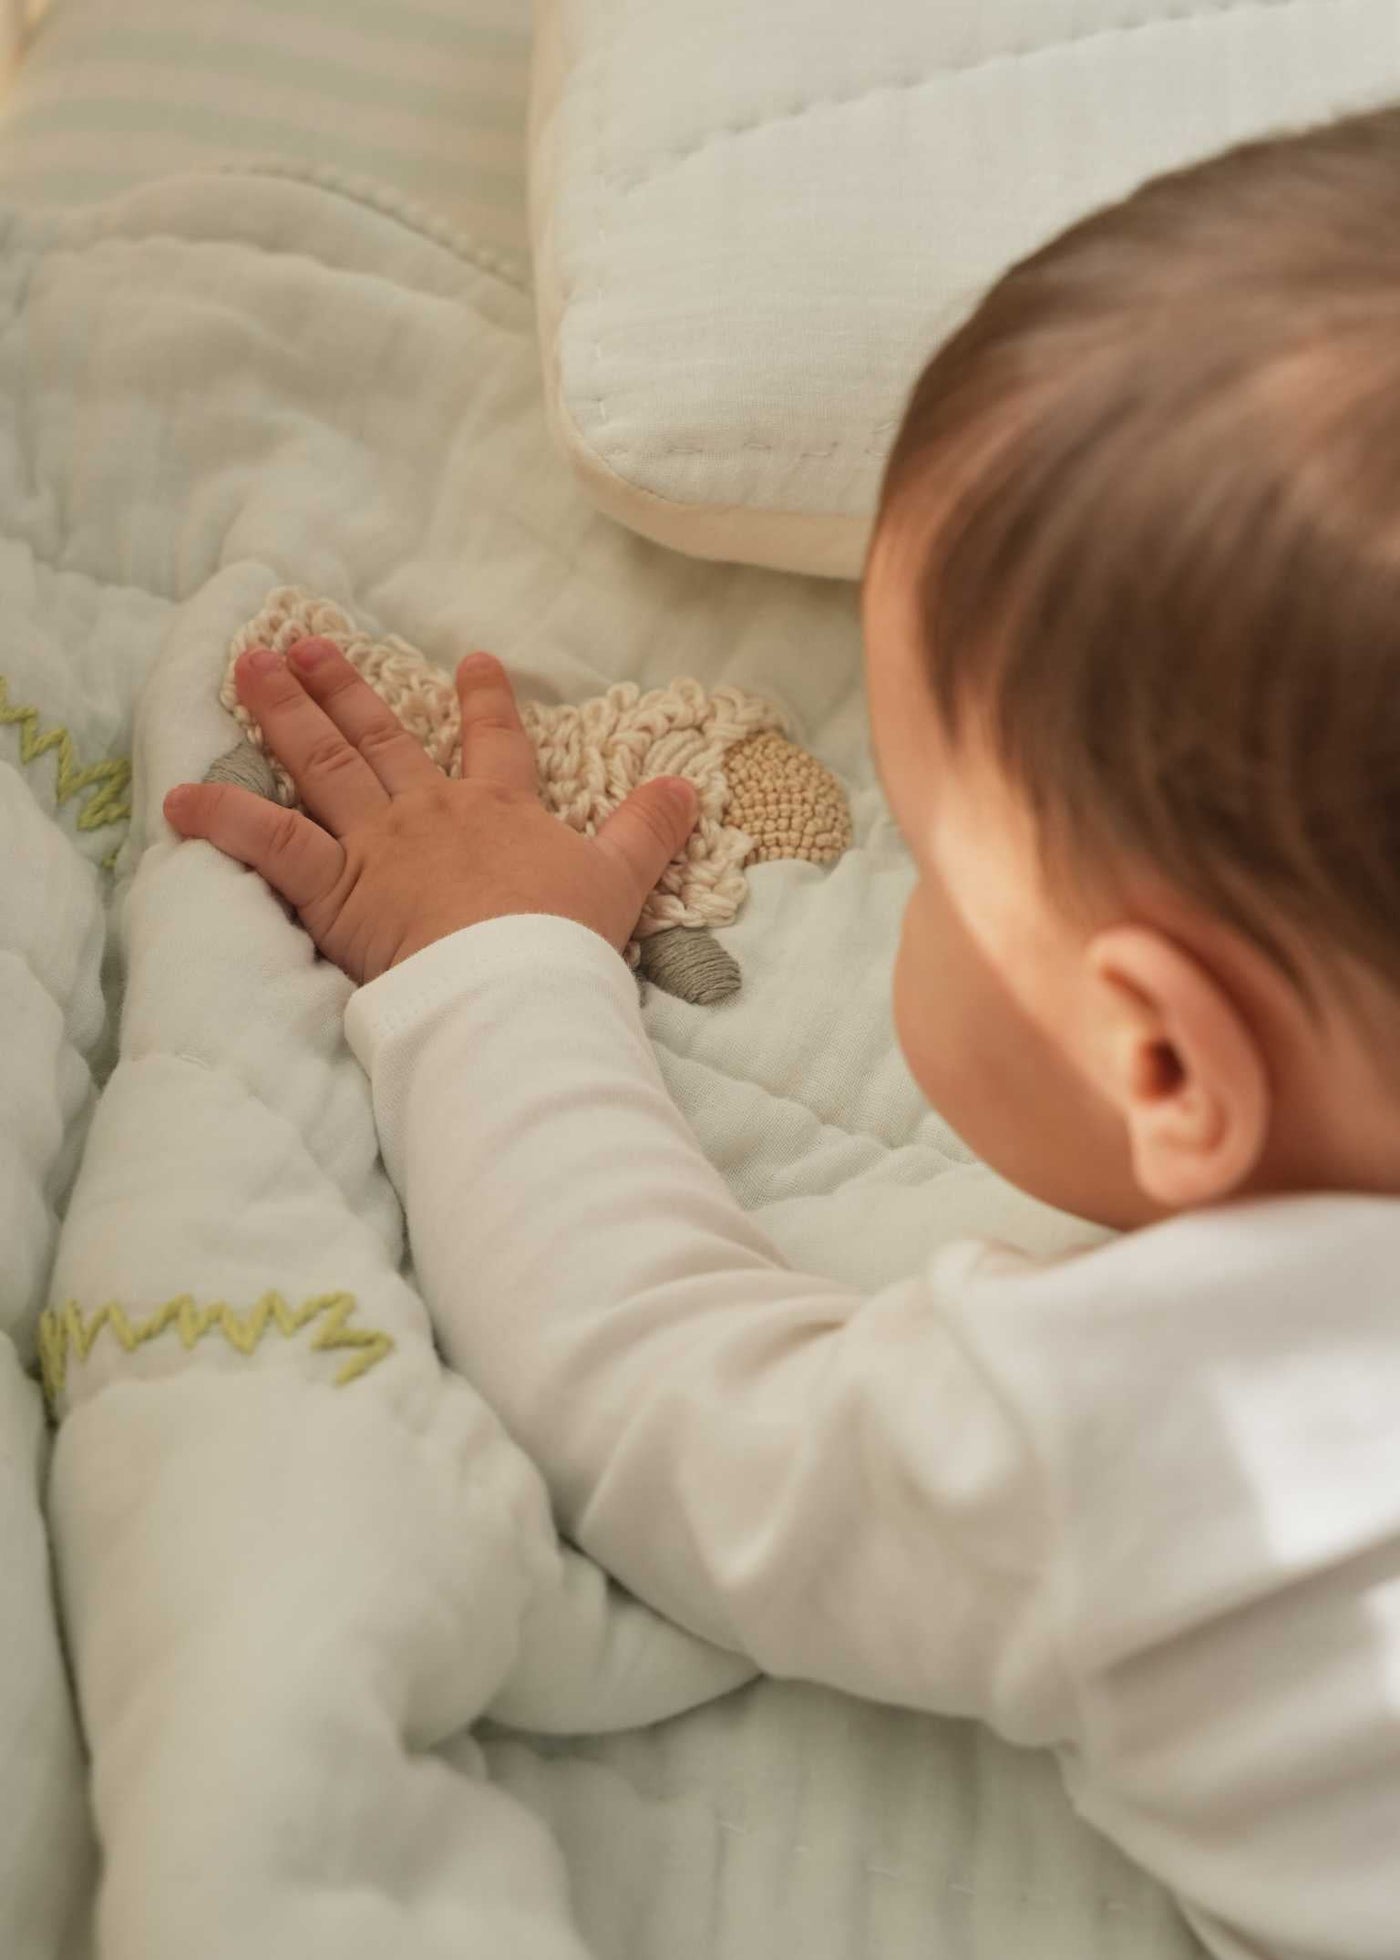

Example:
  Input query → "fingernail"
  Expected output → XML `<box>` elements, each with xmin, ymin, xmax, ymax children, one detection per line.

<box><xmin>289</xmin><ymin>637</ymin><xmax>332</xmax><ymax>671</ymax></box>
<box><xmin>164</xmin><ymin>785</ymin><xmax>190</xmax><ymax>817</ymax></box>
<box><xmin>461</xmin><ymin>650</ymin><xmax>498</xmax><ymax>677</ymax></box>
<box><xmin>244</xmin><ymin>646</ymin><xmax>280</xmax><ymax>676</ymax></box>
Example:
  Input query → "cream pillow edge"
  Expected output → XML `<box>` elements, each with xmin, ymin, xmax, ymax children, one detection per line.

<box><xmin>526</xmin><ymin>0</ymin><xmax>868</xmax><ymax>584</ymax></box>
<box><xmin>538</xmin><ymin>367</ymin><xmax>870</xmax><ymax>580</ymax></box>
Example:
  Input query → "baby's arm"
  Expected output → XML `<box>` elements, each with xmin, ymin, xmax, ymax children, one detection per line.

<box><xmin>346</xmin><ymin>912</ymin><xmax>1069</xmax><ymax>1741</ymax></box>
<box><xmin>167</xmin><ymin>639</ymin><xmax>1066</xmax><ymax>1739</ymax></box>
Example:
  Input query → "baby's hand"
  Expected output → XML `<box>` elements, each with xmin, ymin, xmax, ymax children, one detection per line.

<box><xmin>163</xmin><ymin>640</ymin><xmax>699</xmax><ymax>984</ymax></box>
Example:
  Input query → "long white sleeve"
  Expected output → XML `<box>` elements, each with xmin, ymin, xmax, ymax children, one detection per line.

<box><xmin>345</xmin><ymin>916</ymin><xmax>1400</xmax><ymax>1960</ymax></box>
<box><xmin>345</xmin><ymin>913</ymin><xmax>1071</xmax><ymax>1743</ymax></box>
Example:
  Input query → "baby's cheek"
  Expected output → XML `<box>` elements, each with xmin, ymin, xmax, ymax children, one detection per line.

<box><xmin>892</xmin><ymin>879</ymin><xmax>1066</xmax><ymax>1164</ymax></box>
<box><xmin>891</xmin><ymin>885</ymin><xmax>987</xmax><ymax>1119</ymax></box>
<box><xmin>893</xmin><ymin>880</ymin><xmax>1148</xmax><ymax>1227</ymax></box>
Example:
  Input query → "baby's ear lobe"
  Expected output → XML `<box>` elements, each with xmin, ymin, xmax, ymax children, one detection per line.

<box><xmin>1084</xmin><ymin>926</ymin><xmax>1270</xmax><ymax>1211</ymax></box>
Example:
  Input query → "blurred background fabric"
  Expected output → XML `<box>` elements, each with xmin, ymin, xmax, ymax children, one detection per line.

<box><xmin>0</xmin><ymin>0</ymin><xmax>532</xmax><ymax>282</ymax></box>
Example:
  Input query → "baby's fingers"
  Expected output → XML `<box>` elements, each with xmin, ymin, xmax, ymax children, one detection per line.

<box><xmin>456</xmin><ymin>651</ymin><xmax>538</xmax><ymax>793</ymax></box>
<box><xmin>164</xmin><ymin>780</ymin><xmax>345</xmax><ymax>910</ymax></box>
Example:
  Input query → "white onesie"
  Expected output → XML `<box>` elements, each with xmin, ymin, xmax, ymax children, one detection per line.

<box><xmin>345</xmin><ymin>912</ymin><xmax>1400</xmax><ymax>1960</ymax></box>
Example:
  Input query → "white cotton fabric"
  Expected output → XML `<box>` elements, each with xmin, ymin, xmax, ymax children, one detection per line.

<box><xmin>348</xmin><ymin>912</ymin><xmax>1400</xmax><ymax>1960</ymax></box>
<box><xmin>528</xmin><ymin>0</ymin><xmax>1400</xmax><ymax>576</ymax></box>
<box><xmin>0</xmin><ymin>737</ymin><xmax>106</xmax><ymax>1960</ymax></box>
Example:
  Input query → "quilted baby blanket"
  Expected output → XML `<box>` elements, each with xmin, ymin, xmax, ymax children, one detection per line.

<box><xmin>1</xmin><ymin>164</ymin><xmax>1201</xmax><ymax>1959</ymax></box>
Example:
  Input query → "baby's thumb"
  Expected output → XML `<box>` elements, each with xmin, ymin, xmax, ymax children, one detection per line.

<box><xmin>595</xmin><ymin>777</ymin><xmax>699</xmax><ymax>906</ymax></box>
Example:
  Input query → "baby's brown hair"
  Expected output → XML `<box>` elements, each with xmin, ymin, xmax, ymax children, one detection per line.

<box><xmin>874</xmin><ymin>105</ymin><xmax>1400</xmax><ymax>994</ymax></box>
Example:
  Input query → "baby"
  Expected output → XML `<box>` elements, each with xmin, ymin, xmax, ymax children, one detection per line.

<box><xmin>164</xmin><ymin>106</ymin><xmax>1400</xmax><ymax>1960</ymax></box>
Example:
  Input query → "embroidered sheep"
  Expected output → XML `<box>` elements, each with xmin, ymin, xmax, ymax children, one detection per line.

<box><xmin>208</xmin><ymin>588</ymin><xmax>852</xmax><ymax>1003</ymax></box>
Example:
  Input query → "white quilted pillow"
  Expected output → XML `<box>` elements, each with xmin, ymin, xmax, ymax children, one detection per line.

<box><xmin>529</xmin><ymin>0</ymin><xmax>1400</xmax><ymax>579</ymax></box>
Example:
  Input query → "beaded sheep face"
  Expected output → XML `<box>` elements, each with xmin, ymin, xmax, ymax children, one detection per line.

<box><xmin>209</xmin><ymin>589</ymin><xmax>853</xmax><ymax>1004</ymax></box>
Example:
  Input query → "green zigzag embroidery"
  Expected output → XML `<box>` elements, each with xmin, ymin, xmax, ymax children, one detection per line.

<box><xmin>38</xmin><ymin>1290</ymin><xmax>395</xmax><ymax>1413</ymax></box>
<box><xmin>0</xmin><ymin>673</ymin><xmax>132</xmax><ymax>833</ymax></box>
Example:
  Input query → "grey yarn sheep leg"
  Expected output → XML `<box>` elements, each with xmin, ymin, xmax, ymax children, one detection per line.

<box><xmin>637</xmin><ymin>927</ymin><xmax>741</xmax><ymax>1005</ymax></box>
<box><xmin>203</xmin><ymin>740</ymin><xmax>281</xmax><ymax>801</ymax></box>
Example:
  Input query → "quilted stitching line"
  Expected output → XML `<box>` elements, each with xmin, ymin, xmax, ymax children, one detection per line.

<box><xmin>0</xmin><ymin>673</ymin><xmax>132</xmax><ymax>832</ymax></box>
<box><xmin>607</xmin><ymin>431</ymin><xmax>899</xmax><ymax>459</ymax></box>
<box><xmin>22</xmin><ymin>204</ymin><xmax>527</xmax><ymax>347</ymax></box>
<box><xmin>37</xmin><ymin>1289</ymin><xmax>395</xmax><ymax>1413</ymax></box>
<box><xmin>206</xmin><ymin>158</ymin><xmax>533</xmax><ymax>292</ymax></box>
<box><xmin>647</xmin><ymin>1031</ymin><xmax>974</xmax><ymax>1163</ymax></box>
<box><xmin>477</xmin><ymin>1731</ymin><xmax>1151</xmax><ymax>1919</ymax></box>
<box><xmin>606</xmin><ymin>0</ymin><xmax>1337</xmax><ymax>198</ymax></box>
<box><xmin>711</xmin><ymin>1817</ymin><xmax>1147</xmax><ymax>1913</ymax></box>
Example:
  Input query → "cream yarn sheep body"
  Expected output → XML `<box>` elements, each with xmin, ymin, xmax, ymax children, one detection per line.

<box><xmin>211</xmin><ymin>589</ymin><xmax>852</xmax><ymax>1003</ymax></box>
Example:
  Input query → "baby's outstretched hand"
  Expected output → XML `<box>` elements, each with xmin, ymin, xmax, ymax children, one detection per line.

<box><xmin>163</xmin><ymin>639</ymin><xmax>699</xmax><ymax>984</ymax></box>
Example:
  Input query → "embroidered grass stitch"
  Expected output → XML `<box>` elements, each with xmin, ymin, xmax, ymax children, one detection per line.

<box><xmin>0</xmin><ymin>675</ymin><xmax>132</xmax><ymax>832</ymax></box>
<box><xmin>37</xmin><ymin>1290</ymin><xmax>394</xmax><ymax>1411</ymax></box>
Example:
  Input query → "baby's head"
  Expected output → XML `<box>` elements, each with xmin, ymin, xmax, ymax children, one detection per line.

<box><xmin>863</xmin><ymin>106</ymin><xmax>1400</xmax><ymax>1230</ymax></box>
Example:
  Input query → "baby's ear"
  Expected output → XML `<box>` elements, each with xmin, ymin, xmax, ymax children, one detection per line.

<box><xmin>1084</xmin><ymin>925</ymin><xmax>1270</xmax><ymax>1210</ymax></box>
